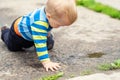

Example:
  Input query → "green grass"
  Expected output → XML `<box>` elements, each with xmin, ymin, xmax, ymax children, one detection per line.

<box><xmin>97</xmin><ymin>63</ymin><xmax>113</xmax><ymax>71</ymax></box>
<box><xmin>76</xmin><ymin>0</ymin><xmax>120</xmax><ymax>19</ymax></box>
<box><xmin>38</xmin><ymin>72</ymin><xmax>64</xmax><ymax>80</ymax></box>
<box><xmin>80</xmin><ymin>70</ymin><xmax>92</xmax><ymax>76</ymax></box>
<box><xmin>97</xmin><ymin>59</ymin><xmax>120</xmax><ymax>71</ymax></box>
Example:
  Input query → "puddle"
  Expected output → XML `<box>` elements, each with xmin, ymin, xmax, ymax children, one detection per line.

<box><xmin>87</xmin><ymin>52</ymin><xmax>105</xmax><ymax>58</ymax></box>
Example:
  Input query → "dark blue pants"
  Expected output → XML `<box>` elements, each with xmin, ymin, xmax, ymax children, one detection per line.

<box><xmin>1</xmin><ymin>21</ymin><xmax>54</xmax><ymax>51</ymax></box>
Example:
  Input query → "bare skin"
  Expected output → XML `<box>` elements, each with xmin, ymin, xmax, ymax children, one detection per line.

<box><xmin>42</xmin><ymin>60</ymin><xmax>61</xmax><ymax>71</ymax></box>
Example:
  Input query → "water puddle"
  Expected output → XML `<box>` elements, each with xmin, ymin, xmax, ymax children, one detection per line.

<box><xmin>87</xmin><ymin>52</ymin><xmax>105</xmax><ymax>58</ymax></box>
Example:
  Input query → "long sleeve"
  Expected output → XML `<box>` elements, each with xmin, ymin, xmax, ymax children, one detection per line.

<box><xmin>31</xmin><ymin>21</ymin><xmax>50</xmax><ymax>62</ymax></box>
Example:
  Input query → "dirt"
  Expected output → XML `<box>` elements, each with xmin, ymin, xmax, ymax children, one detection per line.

<box><xmin>0</xmin><ymin>0</ymin><xmax>120</xmax><ymax>80</ymax></box>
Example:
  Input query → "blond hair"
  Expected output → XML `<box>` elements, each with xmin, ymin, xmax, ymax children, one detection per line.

<box><xmin>46</xmin><ymin>0</ymin><xmax>77</xmax><ymax>25</ymax></box>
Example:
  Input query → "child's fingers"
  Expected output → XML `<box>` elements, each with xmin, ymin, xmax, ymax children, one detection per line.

<box><xmin>49</xmin><ymin>67</ymin><xmax>55</xmax><ymax>71</ymax></box>
<box><xmin>49</xmin><ymin>65</ymin><xmax>60</xmax><ymax>71</ymax></box>
<box><xmin>45</xmin><ymin>66</ymin><xmax>56</xmax><ymax>71</ymax></box>
<box><xmin>43</xmin><ymin>62</ymin><xmax>61</xmax><ymax>71</ymax></box>
<box><xmin>56</xmin><ymin>63</ymin><xmax>61</xmax><ymax>68</ymax></box>
<box><xmin>52</xmin><ymin>63</ymin><xmax>61</xmax><ymax>71</ymax></box>
<box><xmin>53</xmin><ymin>66</ymin><xmax>59</xmax><ymax>71</ymax></box>
<box><xmin>45</xmin><ymin>67</ymin><xmax>49</xmax><ymax>72</ymax></box>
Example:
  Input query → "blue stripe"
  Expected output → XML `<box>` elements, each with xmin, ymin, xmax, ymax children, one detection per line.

<box><xmin>32</xmin><ymin>23</ymin><xmax>47</xmax><ymax>31</ymax></box>
<box><xmin>26</xmin><ymin>17</ymin><xmax>32</xmax><ymax>34</ymax></box>
<box><xmin>34</xmin><ymin>40</ymin><xmax>46</xmax><ymax>43</ymax></box>
<box><xmin>34</xmin><ymin>10</ymin><xmax>40</xmax><ymax>21</ymax></box>
<box><xmin>38</xmin><ymin>54</ymin><xmax>49</xmax><ymax>60</ymax></box>
<box><xmin>28</xmin><ymin>27</ymin><xmax>32</xmax><ymax>35</ymax></box>
<box><xmin>36</xmin><ymin>47</ymin><xmax>47</xmax><ymax>52</ymax></box>
<box><xmin>26</xmin><ymin>16</ymin><xmax>30</xmax><ymax>26</ymax></box>
<box><xmin>32</xmin><ymin>31</ymin><xmax>47</xmax><ymax>36</ymax></box>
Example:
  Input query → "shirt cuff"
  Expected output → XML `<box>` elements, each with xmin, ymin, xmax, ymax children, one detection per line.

<box><xmin>40</xmin><ymin>58</ymin><xmax>50</xmax><ymax>62</ymax></box>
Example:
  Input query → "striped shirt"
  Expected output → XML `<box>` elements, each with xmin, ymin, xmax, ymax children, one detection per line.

<box><xmin>17</xmin><ymin>7</ymin><xmax>52</xmax><ymax>62</ymax></box>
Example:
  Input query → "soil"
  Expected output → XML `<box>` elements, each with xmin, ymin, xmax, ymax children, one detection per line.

<box><xmin>0</xmin><ymin>0</ymin><xmax>120</xmax><ymax>80</ymax></box>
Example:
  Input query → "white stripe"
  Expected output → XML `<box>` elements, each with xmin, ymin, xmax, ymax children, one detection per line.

<box><xmin>30</xmin><ymin>9</ymin><xmax>37</xmax><ymax>24</ymax></box>
<box><xmin>40</xmin><ymin>7</ymin><xmax>46</xmax><ymax>21</ymax></box>
<box><xmin>25</xmin><ymin>32</ymin><xmax>32</xmax><ymax>40</ymax></box>
<box><xmin>22</xmin><ymin>25</ymin><xmax>32</xmax><ymax>39</ymax></box>
<box><xmin>22</xmin><ymin>18</ymin><xmax>26</xmax><ymax>24</ymax></box>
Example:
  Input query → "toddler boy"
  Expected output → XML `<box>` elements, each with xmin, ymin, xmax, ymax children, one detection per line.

<box><xmin>1</xmin><ymin>0</ymin><xmax>77</xmax><ymax>71</ymax></box>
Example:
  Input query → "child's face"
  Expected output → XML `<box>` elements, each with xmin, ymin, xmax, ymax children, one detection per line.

<box><xmin>48</xmin><ymin>15</ymin><xmax>70</xmax><ymax>28</ymax></box>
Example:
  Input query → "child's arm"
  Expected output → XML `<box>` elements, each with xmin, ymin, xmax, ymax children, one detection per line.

<box><xmin>31</xmin><ymin>21</ymin><xmax>60</xmax><ymax>71</ymax></box>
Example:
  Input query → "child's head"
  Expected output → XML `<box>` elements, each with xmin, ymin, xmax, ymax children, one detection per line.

<box><xmin>45</xmin><ymin>0</ymin><xmax>77</xmax><ymax>28</ymax></box>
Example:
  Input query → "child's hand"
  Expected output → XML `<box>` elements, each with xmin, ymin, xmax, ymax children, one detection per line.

<box><xmin>42</xmin><ymin>61</ymin><xmax>61</xmax><ymax>71</ymax></box>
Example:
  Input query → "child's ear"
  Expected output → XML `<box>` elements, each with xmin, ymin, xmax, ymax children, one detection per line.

<box><xmin>46</xmin><ymin>12</ymin><xmax>51</xmax><ymax>19</ymax></box>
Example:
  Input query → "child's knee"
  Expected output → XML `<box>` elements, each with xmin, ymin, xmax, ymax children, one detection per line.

<box><xmin>7</xmin><ymin>45</ymin><xmax>23</xmax><ymax>51</ymax></box>
<box><xmin>47</xmin><ymin>34</ymin><xmax>54</xmax><ymax>50</ymax></box>
<box><xmin>47</xmin><ymin>40</ymin><xmax>54</xmax><ymax>50</ymax></box>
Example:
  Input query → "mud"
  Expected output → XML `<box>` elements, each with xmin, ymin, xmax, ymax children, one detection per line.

<box><xmin>87</xmin><ymin>52</ymin><xmax>105</xmax><ymax>58</ymax></box>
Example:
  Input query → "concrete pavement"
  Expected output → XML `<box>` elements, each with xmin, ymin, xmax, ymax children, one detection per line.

<box><xmin>0</xmin><ymin>0</ymin><xmax>120</xmax><ymax>80</ymax></box>
<box><xmin>68</xmin><ymin>0</ymin><xmax>120</xmax><ymax>80</ymax></box>
<box><xmin>68</xmin><ymin>72</ymin><xmax>120</xmax><ymax>80</ymax></box>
